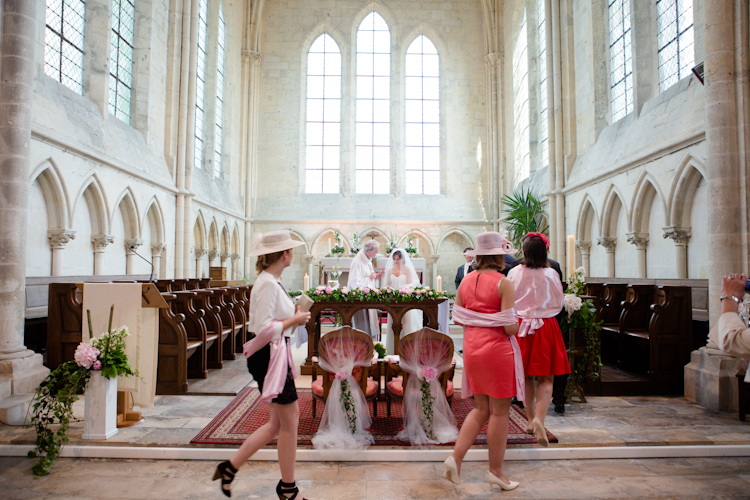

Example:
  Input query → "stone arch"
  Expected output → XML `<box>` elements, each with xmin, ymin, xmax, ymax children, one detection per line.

<box><xmin>436</xmin><ymin>228</ymin><xmax>474</xmax><ymax>252</ymax></box>
<box><xmin>142</xmin><ymin>197</ymin><xmax>165</xmax><ymax>243</ymax></box>
<box><xmin>288</xmin><ymin>229</ymin><xmax>310</xmax><ymax>253</ymax></box>
<box><xmin>208</xmin><ymin>219</ymin><xmax>220</xmax><ymax>252</ymax></box>
<box><xmin>630</xmin><ymin>172</ymin><xmax>667</xmax><ymax>234</ymax></box>
<box><xmin>601</xmin><ymin>184</ymin><xmax>629</xmax><ymax>237</ymax></box>
<box><xmin>112</xmin><ymin>187</ymin><xmax>141</xmax><ymax>240</ymax></box>
<box><xmin>400</xmin><ymin>26</ymin><xmax>448</xmax><ymax>62</ymax></box>
<box><xmin>221</xmin><ymin>224</ymin><xmax>230</xmax><ymax>253</ymax></box>
<box><xmin>576</xmin><ymin>194</ymin><xmax>599</xmax><ymax>242</ymax></box>
<box><xmin>193</xmin><ymin>211</ymin><xmax>207</xmax><ymax>250</ymax></box>
<box><xmin>667</xmin><ymin>155</ymin><xmax>707</xmax><ymax>228</ymax></box>
<box><xmin>480</xmin><ymin>0</ymin><xmax>501</xmax><ymax>54</ymax></box>
<box><xmin>231</xmin><ymin>224</ymin><xmax>240</xmax><ymax>254</ymax></box>
<box><xmin>301</xmin><ymin>22</ymin><xmax>347</xmax><ymax>58</ymax></box>
<box><xmin>396</xmin><ymin>229</ymin><xmax>435</xmax><ymax>255</ymax></box>
<box><xmin>30</xmin><ymin>159</ymin><xmax>71</xmax><ymax>229</ymax></box>
<box><xmin>311</xmin><ymin>227</ymin><xmax>350</xmax><ymax>252</ymax></box>
<box><xmin>351</xmin><ymin>2</ymin><xmax>397</xmax><ymax>43</ymax></box>
<box><xmin>74</xmin><ymin>174</ymin><xmax>110</xmax><ymax>235</ymax></box>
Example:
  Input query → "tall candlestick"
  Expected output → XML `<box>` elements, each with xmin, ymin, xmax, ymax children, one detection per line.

<box><xmin>304</xmin><ymin>273</ymin><xmax>309</xmax><ymax>290</ymax></box>
<box><xmin>567</xmin><ymin>235</ymin><xmax>575</xmax><ymax>278</ymax></box>
<box><xmin>437</xmin><ymin>275</ymin><xmax>442</xmax><ymax>293</ymax></box>
<box><xmin>328</xmin><ymin>238</ymin><xmax>331</xmax><ymax>253</ymax></box>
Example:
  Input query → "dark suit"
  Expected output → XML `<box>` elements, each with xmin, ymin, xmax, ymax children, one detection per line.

<box><xmin>499</xmin><ymin>254</ymin><xmax>518</xmax><ymax>276</ymax></box>
<box><xmin>455</xmin><ymin>262</ymin><xmax>475</xmax><ymax>289</ymax></box>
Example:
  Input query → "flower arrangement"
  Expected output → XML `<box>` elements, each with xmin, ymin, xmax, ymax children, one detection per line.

<box><xmin>350</xmin><ymin>232</ymin><xmax>362</xmax><ymax>254</ymax></box>
<box><xmin>373</xmin><ymin>342</ymin><xmax>387</xmax><ymax>359</ymax></box>
<box><xmin>338</xmin><ymin>375</ymin><xmax>357</xmax><ymax>434</ymax></box>
<box><xmin>331</xmin><ymin>231</ymin><xmax>345</xmax><ymax>255</ymax></box>
<box><xmin>306</xmin><ymin>284</ymin><xmax>448</xmax><ymax>304</ymax></box>
<box><xmin>405</xmin><ymin>231</ymin><xmax>418</xmax><ymax>255</ymax></box>
<box><xmin>27</xmin><ymin>308</ymin><xmax>138</xmax><ymax>476</ymax></box>
<box><xmin>418</xmin><ymin>366</ymin><xmax>438</xmax><ymax>440</ymax></box>
<box><xmin>386</xmin><ymin>233</ymin><xmax>398</xmax><ymax>255</ymax></box>
<box><xmin>330</xmin><ymin>264</ymin><xmax>342</xmax><ymax>281</ymax></box>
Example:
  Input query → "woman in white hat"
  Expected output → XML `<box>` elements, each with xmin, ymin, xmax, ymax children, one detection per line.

<box><xmin>444</xmin><ymin>232</ymin><xmax>523</xmax><ymax>491</ymax></box>
<box><xmin>213</xmin><ymin>230</ymin><xmax>312</xmax><ymax>499</ymax></box>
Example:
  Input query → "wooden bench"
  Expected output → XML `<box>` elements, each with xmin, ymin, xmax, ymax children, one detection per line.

<box><xmin>194</xmin><ymin>289</ymin><xmax>232</xmax><ymax>364</ymax></box>
<box><xmin>615</xmin><ymin>285</ymin><xmax>657</xmax><ymax>372</ymax></box>
<box><xmin>169</xmin><ymin>291</ymin><xmax>219</xmax><ymax>379</ymax></box>
<box><xmin>597</xmin><ymin>283</ymin><xmax>629</xmax><ymax>364</ymax></box>
<box><xmin>224</xmin><ymin>286</ymin><xmax>248</xmax><ymax>352</ymax></box>
<box><xmin>156</xmin><ymin>293</ymin><xmax>202</xmax><ymax>395</ymax></box>
<box><xmin>645</xmin><ymin>286</ymin><xmax>693</xmax><ymax>390</ymax></box>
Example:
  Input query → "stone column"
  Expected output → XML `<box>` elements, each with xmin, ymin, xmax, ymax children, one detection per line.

<box><xmin>92</xmin><ymin>235</ymin><xmax>114</xmax><ymax>275</ymax></box>
<box><xmin>429</xmin><ymin>254</ymin><xmax>440</xmax><ymax>290</ymax></box>
<box><xmin>632</xmin><ymin>0</ymin><xmax>657</xmax><ymax>115</ymax></box>
<box><xmin>0</xmin><ymin>0</ymin><xmax>50</xmax><ymax>425</ymax></box>
<box><xmin>151</xmin><ymin>243</ymin><xmax>166</xmax><ymax>279</ymax></box>
<box><xmin>125</xmin><ymin>239</ymin><xmax>144</xmax><ymax>275</ymax></box>
<box><xmin>244</xmin><ymin>52</ymin><xmax>262</xmax><ymax>276</ymax></box>
<box><xmin>597</xmin><ymin>237</ymin><xmax>617</xmax><ymax>278</ymax></box>
<box><xmin>663</xmin><ymin>226</ymin><xmax>691</xmax><ymax>279</ymax></box>
<box><xmin>626</xmin><ymin>232</ymin><xmax>649</xmax><ymax>278</ymax></box>
<box><xmin>195</xmin><ymin>248</ymin><xmax>208</xmax><ymax>278</ymax></box>
<box><xmin>230</xmin><ymin>253</ymin><xmax>240</xmax><ymax>279</ymax></box>
<box><xmin>47</xmin><ymin>230</ymin><xmax>76</xmax><ymax>276</ymax></box>
<box><xmin>576</xmin><ymin>240</ymin><xmax>591</xmax><ymax>277</ymax></box>
<box><xmin>208</xmin><ymin>250</ymin><xmax>219</xmax><ymax>268</ymax></box>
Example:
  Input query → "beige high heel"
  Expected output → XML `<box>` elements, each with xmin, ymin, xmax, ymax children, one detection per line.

<box><xmin>532</xmin><ymin>417</ymin><xmax>548</xmax><ymax>447</ymax></box>
<box><xmin>485</xmin><ymin>471</ymin><xmax>519</xmax><ymax>491</ymax></box>
<box><xmin>444</xmin><ymin>456</ymin><xmax>460</xmax><ymax>484</ymax></box>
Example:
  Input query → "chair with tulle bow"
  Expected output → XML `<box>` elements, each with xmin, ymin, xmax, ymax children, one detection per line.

<box><xmin>385</xmin><ymin>328</ymin><xmax>455</xmax><ymax>417</ymax></box>
<box><xmin>311</xmin><ymin>326</ymin><xmax>380</xmax><ymax>418</ymax></box>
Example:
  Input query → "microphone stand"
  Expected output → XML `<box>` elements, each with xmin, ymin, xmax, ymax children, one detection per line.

<box><xmin>128</xmin><ymin>245</ymin><xmax>154</xmax><ymax>282</ymax></box>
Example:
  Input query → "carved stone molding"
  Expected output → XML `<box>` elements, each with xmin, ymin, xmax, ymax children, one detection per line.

<box><xmin>230</xmin><ymin>252</ymin><xmax>240</xmax><ymax>261</ymax></box>
<box><xmin>663</xmin><ymin>226</ymin><xmax>691</xmax><ymax>245</ymax></box>
<box><xmin>575</xmin><ymin>240</ymin><xmax>592</xmax><ymax>254</ymax></box>
<box><xmin>483</xmin><ymin>52</ymin><xmax>500</xmax><ymax>67</ymax></box>
<box><xmin>125</xmin><ymin>238</ymin><xmax>144</xmax><ymax>252</ymax></box>
<box><xmin>429</xmin><ymin>254</ymin><xmax>441</xmax><ymax>263</ymax></box>
<box><xmin>220</xmin><ymin>251</ymin><xmax>229</xmax><ymax>263</ymax></box>
<box><xmin>92</xmin><ymin>234</ymin><xmax>114</xmax><ymax>251</ymax></box>
<box><xmin>597</xmin><ymin>236</ymin><xmax>617</xmax><ymax>252</ymax></box>
<box><xmin>305</xmin><ymin>253</ymin><xmax>315</xmax><ymax>262</ymax></box>
<box><xmin>625</xmin><ymin>232</ymin><xmax>649</xmax><ymax>249</ymax></box>
<box><xmin>242</xmin><ymin>50</ymin><xmax>263</xmax><ymax>66</ymax></box>
<box><xmin>48</xmin><ymin>229</ymin><xmax>76</xmax><ymax>249</ymax></box>
<box><xmin>208</xmin><ymin>250</ymin><xmax>220</xmax><ymax>262</ymax></box>
<box><xmin>151</xmin><ymin>243</ymin><xmax>166</xmax><ymax>257</ymax></box>
<box><xmin>195</xmin><ymin>248</ymin><xmax>209</xmax><ymax>259</ymax></box>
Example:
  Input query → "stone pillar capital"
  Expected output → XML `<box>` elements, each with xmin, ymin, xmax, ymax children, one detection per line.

<box><xmin>597</xmin><ymin>236</ymin><xmax>617</xmax><ymax>252</ymax></box>
<box><xmin>125</xmin><ymin>239</ymin><xmax>144</xmax><ymax>252</ymax></box>
<box><xmin>220</xmin><ymin>251</ymin><xmax>229</xmax><ymax>263</ymax></box>
<box><xmin>195</xmin><ymin>248</ymin><xmax>209</xmax><ymax>259</ymax></box>
<box><xmin>48</xmin><ymin>229</ymin><xmax>76</xmax><ymax>249</ymax></box>
<box><xmin>575</xmin><ymin>240</ymin><xmax>591</xmax><ymax>254</ymax></box>
<box><xmin>92</xmin><ymin>234</ymin><xmax>114</xmax><ymax>251</ymax></box>
<box><xmin>626</xmin><ymin>232</ymin><xmax>649</xmax><ymax>249</ymax></box>
<box><xmin>663</xmin><ymin>226</ymin><xmax>691</xmax><ymax>245</ymax></box>
<box><xmin>151</xmin><ymin>243</ymin><xmax>166</xmax><ymax>257</ymax></box>
<box><xmin>242</xmin><ymin>50</ymin><xmax>263</xmax><ymax>66</ymax></box>
<box><xmin>230</xmin><ymin>252</ymin><xmax>240</xmax><ymax>261</ymax></box>
<box><xmin>429</xmin><ymin>254</ymin><xmax>441</xmax><ymax>262</ymax></box>
<box><xmin>208</xmin><ymin>249</ymin><xmax>220</xmax><ymax>261</ymax></box>
<box><xmin>484</xmin><ymin>52</ymin><xmax>500</xmax><ymax>67</ymax></box>
<box><xmin>304</xmin><ymin>253</ymin><xmax>315</xmax><ymax>262</ymax></box>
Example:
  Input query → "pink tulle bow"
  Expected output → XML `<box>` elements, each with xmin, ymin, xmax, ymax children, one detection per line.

<box><xmin>335</xmin><ymin>370</ymin><xmax>347</xmax><ymax>381</ymax></box>
<box><xmin>418</xmin><ymin>365</ymin><xmax>439</xmax><ymax>382</ymax></box>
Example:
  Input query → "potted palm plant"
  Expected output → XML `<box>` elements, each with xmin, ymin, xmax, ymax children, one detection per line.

<box><xmin>500</xmin><ymin>188</ymin><xmax>549</xmax><ymax>252</ymax></box>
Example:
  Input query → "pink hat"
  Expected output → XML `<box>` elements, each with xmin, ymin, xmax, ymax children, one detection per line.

<box><xmin>464</xmin><ymin>232</ymin><xmax>517</xmax><ymax>256</ymax></box>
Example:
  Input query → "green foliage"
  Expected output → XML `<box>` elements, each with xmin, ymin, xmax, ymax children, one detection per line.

<box><xmin>340</xmin><ymin>379</ymin><xmax>356</xmax><ymax>434</ymax></box>
<box><xmin>419</xmin><ymin>379</ymin><xmax>436</xmax><ymax>440</ymax></box>
<box><xmin>302</xmin><ymin>285</ymin><xmax>448</xmax><ymax>304</ymax></box>
<box><xmin>500</xmin><ymin>188</ymin><xmax>549</xmax><ymax>251</ymax></box>
<box><xmin>373</xmin><ymin>342</ymin><xmax>387</xmax><ymax>359</ymax></box>
<box><xmin>91</xmin><ymin>327</ymin><xmax>138</xmax><ymax>380</ymax></box>
<box><xmin>27</xmin><ymin>361</ymin><xmax>90</xmax><ymax>476</ymax></box>
<box><xmin>559</xmin><ymin>299</ymin><xmax>603</xmax><ymax>382</ymax></box>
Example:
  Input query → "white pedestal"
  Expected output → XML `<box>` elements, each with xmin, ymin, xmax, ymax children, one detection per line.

<box><xmin>83</xmin><ymin>372</ymin><xmax>118</xmax><ymax>440</ymax></box>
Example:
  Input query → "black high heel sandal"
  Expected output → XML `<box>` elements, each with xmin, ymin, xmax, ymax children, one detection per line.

<box><xmin>213</xmin><ymin>460</ymin><xmax>238</xmax><ymax>497</ymax></box>
<box><xmin>276</xmin><ymin>480</ymin><xmax>308</xmax><ymax>499</ymax></box>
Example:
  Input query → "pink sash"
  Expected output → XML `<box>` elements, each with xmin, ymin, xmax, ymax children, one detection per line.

<box><xmin>452</xmin><ymin>305</ymin><xmax>524</xmax><ymax>403</ymax></box>
<box><xmin>243</xmin><ymin>321</ymin><xmax>298</xmax><ymax>403</ymax></box>
<box><xmin>518</xmin><ymin>318</ymin><xmax>545</xmax><ymax>338</ymax></box>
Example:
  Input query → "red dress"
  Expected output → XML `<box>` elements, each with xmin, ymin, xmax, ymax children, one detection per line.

<box><xmin>459</xmin><ymin>271</ymin><xmax>516</xmax><ymax>399</ymax></box>
<box><xmin>517</xmin><ymin>317</ymin><xmax>571</xmax><ymax>376</ymax></box>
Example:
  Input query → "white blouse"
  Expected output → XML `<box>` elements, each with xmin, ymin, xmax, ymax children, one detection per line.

<box><xmin>248</xmin><ymin>270</ymin><xmax>296</xmax><ymax>342</ymax></box>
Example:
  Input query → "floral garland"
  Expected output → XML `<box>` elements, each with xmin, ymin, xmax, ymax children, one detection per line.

<box><xmin>418</xmin><ymin>366</ymin><xmax>438</xmax><ymax>440</ymax></box>
<box><xmin>336</xmin><ymin>370</ymin><xmax>357</xmax><ymax>434</ymax></box>
<box><xmin>306</xmin><ymin>285</ymin><xmax>448</xmax><ymax>304</ymax></box>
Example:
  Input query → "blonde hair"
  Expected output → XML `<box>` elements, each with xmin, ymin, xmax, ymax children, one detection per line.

<box><xmin>474</xmin><ymin>254</ymin><xmax>506</xmax><ymax>272</ymax></box>
<box><xmin>255</xmin><ymin>250</ymin><xmax>285</xmax><ymax>275</ymax></box>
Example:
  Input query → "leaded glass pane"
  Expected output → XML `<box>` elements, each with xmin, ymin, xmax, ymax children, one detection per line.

<box><xmin>194</xmin><ymin>0</ymin><xmax>208</xmax><ymax>169</ymax></box>
<box><xmin>610</xmin><ymin>0</ymin><xmax>633</xmax><ymax>121</ymax></box>
<box><xmin>45</xmin><ymin>0</ymin><xmax>86</xmax><ymax>95</ymax></box>
<box><xmin>513</xmin><ymin>11</ymin><xmax>530</xmax><ymax>184</ymax></box>
<box><xmin>657</xmin><ymin>0</ymin><xmax>694</xmax><ymax>91</ymax></box>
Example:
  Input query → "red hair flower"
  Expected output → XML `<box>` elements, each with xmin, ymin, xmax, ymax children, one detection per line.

<box><xmin>526</xmin><ymin>232</ymin><xmax>550</xmax><ymax>250</ymax></box>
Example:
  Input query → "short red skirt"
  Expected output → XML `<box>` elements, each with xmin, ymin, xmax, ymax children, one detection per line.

<box><xmin>517</xmin><ymin>317</ymin><xmax>571</xmax><ymax>377</ymax></box>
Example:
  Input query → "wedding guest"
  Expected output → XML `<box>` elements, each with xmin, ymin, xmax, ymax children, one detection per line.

<box><xmin>507</xmin><ymin>233</ymin><xmax>569</xmax><ymax>446</ymax></box>
<box><xmin>213</xmin><ymin>230</ymin><xmax>312</xmax><ymax>499</ymax></box>
<box><xmin>349</xmin><ymin>240</ymin><xmax>383</xmax><ymax>339</ymax></box>
<box><xmin>454</xmin><ymin>247</ymin><xmax>475</xmax><ymax>289</ymax></box>
<box><xmin>444</xmin><ymin>232</ymin><xmax>522</xmax><ymax>491</ymax></box>
<box><xmin>709</xmin><ymin>272</ymin><xmax>750</xmax><ymax>358</ymax></box>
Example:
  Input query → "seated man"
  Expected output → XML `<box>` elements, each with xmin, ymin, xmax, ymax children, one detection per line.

<box><xmin>709</xmin><ymin>272</ymin><xmax>750</xmax><ymax>360</ymax></box>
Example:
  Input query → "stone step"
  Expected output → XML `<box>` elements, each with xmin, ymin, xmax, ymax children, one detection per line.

<box><xmin>0</xmin><ymin>393</ymin><xmax>34</xmax><ymax>426</ymax></box>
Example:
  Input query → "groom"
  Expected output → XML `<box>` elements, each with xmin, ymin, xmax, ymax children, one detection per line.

<box><xmin>349</xmin><ymin>240</ymin><xmax>383</xmax><ymax>340</ymax></box>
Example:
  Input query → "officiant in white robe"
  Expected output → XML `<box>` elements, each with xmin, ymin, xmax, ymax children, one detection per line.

<box><xmin>349</xmin><ymin>240</ymin><xmax>382</xmax><ymax>340</ymax></box>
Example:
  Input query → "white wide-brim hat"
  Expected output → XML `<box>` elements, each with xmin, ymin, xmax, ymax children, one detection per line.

<box><xmin>464</xmin><ymin>232</ymin><xmax>517</xmax><ymax>256</ymax></box>
<box><xmin>248</xmin><ymin>230</ymin><xmax>305</xmax><ymax>257</ymax></box>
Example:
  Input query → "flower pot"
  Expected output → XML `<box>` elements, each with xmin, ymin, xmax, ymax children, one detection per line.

<box><xmin>83</xmin><ymin>372</ymin><xmax>118</xmax><ymax>440</ymax></box>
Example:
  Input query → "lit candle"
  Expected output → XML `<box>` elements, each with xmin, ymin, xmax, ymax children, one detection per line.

<box><xmin>328</xmin><ymin>238</ymin><xmax>331</xmax><ymax>253</ymax></box>
<box><xmin>304</xmin><ymin>273</ymin><xmax>309</xmax><ymax>290</ymax></box>
<box><xmin>437</xmin><ymin>275</ymin><xmax>442</xmax><ymax>293</ymax></box>
<box><xmin>567</xmin><ymin>235</ymin><xmax>575</xmax><ymax>278</ymax></box>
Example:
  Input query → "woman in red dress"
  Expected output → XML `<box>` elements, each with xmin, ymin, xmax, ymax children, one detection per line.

<box><xmin>444</xmin><ymin>232</ymin><xmax>521</xmax><ymax>491</ymax></box>
<box><xmin>507</xmin><ymin>233</ymin><xmax>569</xmax><ymax>447</ymax></box>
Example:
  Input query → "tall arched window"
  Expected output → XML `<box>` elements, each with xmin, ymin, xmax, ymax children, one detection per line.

<box><xmin>214</xmin><ymin>4</ymin><xmax>226</xmax><ymax>178</ymax></box>
<box><xmin>305</xmin><ymin>34</ymin><xmax>342</xmax><ymax>194</ymax></box>
<box><xmin>45</xmin><ymin>0</ymin><xmax>86</xmax><ymax>95</ymax></box>
<box><xmin>657</xmin><ymin>0</ymin><xmax>694</xmax><ymax>91</ymax></box>
<box><xmin>537</xmin><ymin>0</ymin><xmax>549</xmax><ymax>170</ymax></box>
<box><xmin>109</xmin><ymin>0</ymin><xmax>135</xmax><ymax>124</ymax></box>
<box><xmin>609</xmin><ymin>0</ymin><xmax>633</xmax><ymax>121</ymax></box>
<box><xmin>513</xmin><ymin>10</ymin><xmax>530</xmax><ymax>184</ymax></box>
<box><xmin>194</xmin><ymin>0</ymin><xmax>208</xmax><ymax>169</ymax></box>
<box><xmin>405</xmin><ymin>35</ymin><xmax>439</xmax><ymax>195</ymax></box>
<box><xmin>356</xmin><ymin>12</ymin><xmax>390</xmax><ymax>194</ymax></box>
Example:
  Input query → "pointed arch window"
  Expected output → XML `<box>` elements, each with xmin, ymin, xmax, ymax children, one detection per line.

<box><xmin>45</xmin><ymin>0</ymin><xmax>86</xmax><ymax>95</ymax></box>
<box><xmin>657</xmin><ymin>0</ymin><xmax>694</xmax><ymax>91</ymax></box>
<box><xmin>609</xmin><ymin>0</ymin><xmax>633</xmax><ymax>121</ymax></box>
<box><xmin>405</xmin><ymin>35</ymin><xmax>440</xmax><ymax>195</ymax></box>
<box><xmin>356</xmin><ymin>12</ymin><xmax>391</xmax><ymax>194</ymax></box>
<box><xmin>214</xmin><ymin>4</ymin><xmax>226</xmax><ymax>178</ymax></box>
<box><xmin>109</xmin><ymin>0</ymin><xmax>135</xmax><ymax>124</ymax></box>
<box><xmin>305</xmin><ymin>34</ymin><xmax>342</xmax><ymax>194</ymax></box>
<box><xmin>194</xmin><ymin>0</ymin><xmax>208</xmax><ymax>169</ymax></box>
<box><xmin>513</xmin><ymin>10</ymin><xmax>530</xmax><ymax>184</ymax></box>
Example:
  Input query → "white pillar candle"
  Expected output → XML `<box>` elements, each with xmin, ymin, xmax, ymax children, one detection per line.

<box><xmin>567</xmin><ymin>235</ymin><xmax>575</xmax><ymax>279</ymax></box>
<box><xmin>304</xmin><ymin>273</ymin><xmax>309</xmax><ymax>290</ymax></box>
<box><xmin>328</xmin><ymin>238</ymin><xmax>331</xmax><ymax>252</ymax></box>
<box><xmin>437</xmin><ymin>275</ymin><xmax>442</xmax><ymax>293</ymax></box>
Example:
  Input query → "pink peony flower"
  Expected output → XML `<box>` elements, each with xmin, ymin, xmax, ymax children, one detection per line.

<box><xmin>419</xmin><ymin>365</ymin><xmax>439</xmax><ymax>382</ymax></box>
<box><xmin>93</xmin><ymin>360</ymin><xmax>102</xmax><ymax>370</ymax></box>
<box><xmin>341</xmin><ymin>287</ymin><xmax>349</xmax><ymax>295</ymax></box>
<box><xmin>424</xmin><ymin>286</ymin><xmax>431</xmax><ymax>290</ymax></box>
<box><xmin>317</xmin><ymin>285</ymin><xmax>326</xmax><ymax>290</ymax></box>
<box><xmin>417</xmin><ymin>289</ymin><xmax>426</xmax><ymax>294</ymax></box>
<box><xmin>373</xmin><ymin>288</ymin><xmax>381</xmax><ymax>294</ymax></box>
<box><xmin>335</xmin><ymin>370</ymin><xmax>347</xmax><ymax>381</ymax></box>
<box><xmin>74</xmin><ymin>342</ymin><xmax>100</xmax><ymax>369</ymax></box>
<box><xmin>325</xmin><ymin>287</ymin><xmax>333</xmax><ymax>294</ymax></box>
<box><xmin>361</xmin><ymin>287</ymin><xmax>370</xmax><ymax>294</ymax></box>
<box><xmin>399</xmin><ymin>287</ymin><xmax>408</xmax><ymax>294</ymax></box>
<box><xmin>315</xmin><ymin>289</ymin><xmax>322</xmax><ymax>295</ymax></box>
<box><xmin>428</xmin><ymin>291</ymin><xmax>434</xmax><ymax>296</ymax></box>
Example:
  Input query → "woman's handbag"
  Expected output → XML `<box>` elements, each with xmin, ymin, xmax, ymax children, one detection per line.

<box><xmin>246</xmin><ymin>341</ymin><xmax>271</xmax><ymax>388</ymax></box>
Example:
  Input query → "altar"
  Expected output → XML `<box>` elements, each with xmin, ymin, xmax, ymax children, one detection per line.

<box><xmin>320</xmin><ymin>256</ymin><xmax>427</xmax><ymax>287</ymax></box>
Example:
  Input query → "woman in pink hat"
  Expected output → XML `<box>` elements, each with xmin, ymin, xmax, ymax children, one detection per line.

<box><xmin>444</xmin><ymin>232</ymin><xmax>522</xmax><ymax>492</ymax></box>
<box><xmin>507</xmin><ymin>233</ymin><xmax>568</xmax><ymax>447</ymax></box>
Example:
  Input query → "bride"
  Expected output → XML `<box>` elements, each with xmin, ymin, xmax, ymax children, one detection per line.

<box><xmin>384</xmin><ymin>249</ymin><xmax>423</xmax><ymax>354</ymax></box>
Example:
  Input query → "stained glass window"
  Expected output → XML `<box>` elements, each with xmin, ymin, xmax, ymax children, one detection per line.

<box><xmin>513</xmin><ymin>11</ymin><xmax>530</xmax><ymax>184</ymax></box>
<box><xmin>214</xmin><ymin>4</ymin><xmax>226</xmax><ymax>178</ymax></box>
<box><xmin>356</xmin><ymin>12</ymin><xmax>390</xmax><ymax>194</ymax></box>
<box><xmin>194</xmin><ymin>0</ymin><xmax>208</xmax><ymax>169</ymax></box>
<box><xmin>657</xmin><ymin>0</ymin><xmax>694</xmax><ymax>91</ymax></box>
<box><xmin>610</xmin><ymin>0</ymin><xmax>633</xmax><ymax>121</ymax></box>
<box><xmin>538</xmin><ymin>0</ymin><xmax>549</xmax><ymax>170</ymax></box>
<box><xmin>109</xmin><ymin>0</ymin><xmax>135</xmax><ymax>124</ymax></box>
<box><xmin>405</xmin><ymin>35</ymin><xmax>440</xmax><ymax>195</ymax></box>
<box><xmin>305</xmin><ymin>34</ymin><xmax>341</xmax><ymax>194</ymax></box>
<box><xmin>45</xmin><ymin>0</ymin><xmax>86</xmax><ymax>95</ymax></box>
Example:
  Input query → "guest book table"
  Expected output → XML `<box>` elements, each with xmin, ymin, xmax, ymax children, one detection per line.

<box><xmin>300</xmin><ymin>298</ymin><xmax>449</xmax><ymax>375</ymax></box>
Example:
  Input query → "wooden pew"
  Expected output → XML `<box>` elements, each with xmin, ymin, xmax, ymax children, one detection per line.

<box><xmin>646</xmin><ymin>286</ymin><xmax>693</xmax><ymax>391</ymax></box>
<box><xmin>194</xmin><ymin>289</ymin><xmax>229</xmax><ymax>367</ymax></box>
<box><xmin>208</xmin><ymin>288</ymin><xmax>237</xmax><ymax>360</ymax></box>
<box><xmin>224</xmin><ymin>287</ymin><xmax>248</xmax><ymax>352</ymax></box>
<box><xmin>169</xmin><ymin>291</ymin><xmax>219</xmax><ymax>379</ymax></box>
<box><xmin>598</xmin><ymin>283</ymin><xmax>629</xmax><ymax>365</ymax></box>
<box><xmin>616</xmin><ymin>285</ymin><xmax>657</xmax><ymax>372</ymax></box>
<box><xmin>156</xmin><ymin>293</ymin><xmax>201</xmax><ymax>394</ymax></box>
<box><xmin>46</xmin><ymin>283</ymin><xmax>83</xmax><ymax>370</ymax></box>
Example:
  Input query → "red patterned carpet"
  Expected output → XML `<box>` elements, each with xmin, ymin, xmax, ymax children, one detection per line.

<box><xmin>191</xmin><ymin>388</ymin><xmax>558</xmax><ymax>447</ymax></box>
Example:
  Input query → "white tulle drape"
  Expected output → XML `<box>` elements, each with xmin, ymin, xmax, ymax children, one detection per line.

<box><xmin>311</xmin><ymin>331</ymin><xmax>375</xmax><ymax>449</ymax></box>
<box><xmin>395</xmin><ymin>330</ymin><xmax>458</xmax><ymax>445</ymax></box>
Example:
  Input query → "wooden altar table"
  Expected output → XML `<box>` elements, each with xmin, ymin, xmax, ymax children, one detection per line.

<box><xmin>301</xmin><ymin>298</ymin><xmax>448</xmax><ymax>375</ymax></box>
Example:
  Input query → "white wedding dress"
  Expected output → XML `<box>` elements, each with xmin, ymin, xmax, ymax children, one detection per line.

<box><xmin>385</xmin><ymin>271</ymin><xmax>423</xmax><ymax>354</ymax></box>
